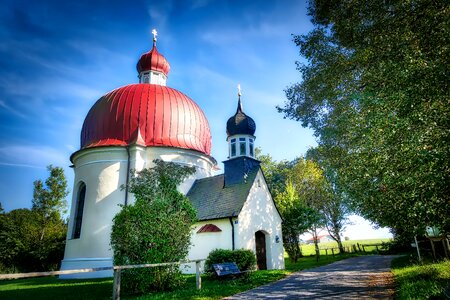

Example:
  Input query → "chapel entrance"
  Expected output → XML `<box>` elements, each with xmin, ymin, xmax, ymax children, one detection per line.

<box><xmin>255</xmin><ymin>231</ymin><xmax>267</xmax><ymax>270</ymax></box>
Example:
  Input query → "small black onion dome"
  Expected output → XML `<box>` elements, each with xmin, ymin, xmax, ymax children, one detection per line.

<box><xmin>226</xmin><ymin>98</ymin><xmax>256</xmax><ymax>136</ymax></box>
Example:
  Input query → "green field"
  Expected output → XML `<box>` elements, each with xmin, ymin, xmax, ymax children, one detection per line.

<box><xmin>300</xmin><ymin>238</ymin><xmax>392</xmax><ymax>256</ymax></box>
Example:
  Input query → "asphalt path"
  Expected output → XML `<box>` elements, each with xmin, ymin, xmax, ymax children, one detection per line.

<box><xmin>225</xmin><ymin>255</ymin><xmax>399</xmax><ymax>299</ymax></box>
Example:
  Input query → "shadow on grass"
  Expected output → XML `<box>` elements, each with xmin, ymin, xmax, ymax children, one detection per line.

<box><xmin>0</xmin><ymin>277</ymin><xmax>112</xmax><ymax>300</ymax></box>
<box><xmin>0</xmin><ymin>254</ymin><xmax>364</xmax><ymax>300</ymax></box>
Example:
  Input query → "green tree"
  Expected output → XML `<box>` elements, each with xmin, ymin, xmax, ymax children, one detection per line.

<box><xmin>31</xmin><ymin>165</ymin><xmax>69</xmax><ymax>270</ymax></box>
<box><xmin>111</xmin><ymin>159</ymin><xmax>196</xmax><ymax>294</ymax></box>
<box><xmin>32</xmin><ymin>165</ymin><xmax>68</xmax><ymax>219</ymax></box>
<box><xmin>279</xmin><ymin>0</ymin><xmax>449</xmax><ymax>237</ymax></box>
<box><xmin>289</xmin><ymin>158</ymin><xmax>329</xmax><ymax>260</ymax></box>
<box><xmin>307</xmin><ymin>147</ymin><xmax>351</xmax><ymax>253</ymax></box>
<box><xmin>257</xmin><ymin>149</ymin><xmax>346</xmax><ymax>259</ymax></box>
<box><xmin>0</xmin><ymin>166</ymin><xmax>68</xmax><ymax>272</ymax></box>
<box><xmin>0</xmin><ymin>209</ymin><xmax>41</xmax><ymax>272</ymax></box>
<box><xmin>255</xmin><ymin>147</ymin><xmax>292</xmax><ymax>195</ymax></box>
<box><xmin>275</xmin><ymin>180</ymin><xmax>321</xmax><ymax>262</ymax></box>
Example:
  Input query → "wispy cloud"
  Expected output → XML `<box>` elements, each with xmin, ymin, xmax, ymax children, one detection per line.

<box><xmin>0</xmin><ymin>145</ymin><xmax>69</xmax><ymax>168</ymax></box>
<box><xmin>0</xmin><ymin>99</ymin><xmax>27</xmax><ymax>118</ymax></box>
<box><xmin>0</xmin><ymin>162</ymin><xmax>45</xmax><ymax>169</ymax></box>
<box><xmin>145</xmin><ymin>0</ymin><xmax>174</xmax><ymax>31</ymax></box>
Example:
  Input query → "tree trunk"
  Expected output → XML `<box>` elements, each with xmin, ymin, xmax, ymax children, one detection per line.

<box><xmin>336</xmin><ymin>235</ymin><xmax>344</xmax><ymax>253</ymax></box>
<box><xmin>312</xmin><ymin>228</ymin><xmax>320</xmax><ymax>262</ymax></box>
<box><xmin>284</xmin><ymin>233</ymin><xmax>303</xmax><ymax>262</ymax></box>
<box><xmin>326</xmin><ymin>223</ymin><xmax>345</xmax><ymax>253</ymax></box>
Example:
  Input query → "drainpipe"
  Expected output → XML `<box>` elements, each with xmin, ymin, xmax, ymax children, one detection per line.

<box><xmin>229</xmin><ymin>217</ymin><xmax>235</xmax><ymax>250</ymax></box>
<box><xmin>124</xmin><ymin>146</ymin><xmax>131</xmax><ymax>206</ymax></box>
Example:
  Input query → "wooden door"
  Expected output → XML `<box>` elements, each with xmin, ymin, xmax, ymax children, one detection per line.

<box><xmin>255</xmin><ymin>231</ymin><xmax>267</xmax><ymax>270</ymax></box>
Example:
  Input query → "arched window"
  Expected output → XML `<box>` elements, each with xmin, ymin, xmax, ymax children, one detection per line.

<box><xmin>72</xmin><ymin>183</ymin><xmax>86</xmax><ymax>239</ymax></box>
<box><xmin>197</xmin><ymin>224</ymin><xmax>222</xmax><ymax>233</ymax></box>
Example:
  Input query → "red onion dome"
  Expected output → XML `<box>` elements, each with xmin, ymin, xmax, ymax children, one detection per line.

<box><xmin>80</xmin><ymin>84</ymin><xmax>212</xmax><ymax>155</ymax></box>
<box><xmin>136</xmin><ymin>44</ymin><xmax>170</xmax><ymax>76</ymax></box>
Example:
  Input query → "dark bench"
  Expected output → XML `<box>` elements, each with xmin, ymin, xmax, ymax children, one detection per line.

<box><xmin>212</xmin><ymin>262</ymin><xmax>249</xmax><ymax>278</ymax></box>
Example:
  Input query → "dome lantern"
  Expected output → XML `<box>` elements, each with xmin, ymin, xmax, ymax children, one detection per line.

<box><xmin>226</xmin><ymin>84</ymin><xmax>256</xmax><ymax>159</ymax></box>
<box><xmin>136</xmin><ymin>29</ymin><xmax>170</xmax><ymax>86</ymax></box>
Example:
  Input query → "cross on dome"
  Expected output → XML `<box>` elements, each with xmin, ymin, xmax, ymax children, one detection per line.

<box><xmin>151</xmin><ymin>28</ymin><xmax>158</xmax><ymax>43</ymax></box>
<box><xmin>237</xmin><ymin>84</ymin><xmax>242</xmax><ymax>97</ymax></box>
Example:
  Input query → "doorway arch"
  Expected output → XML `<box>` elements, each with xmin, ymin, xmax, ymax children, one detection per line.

<box><xmin>255</xmin><ymin>231</ymin><xmax>267</xmax><ymax>270</ymax></box>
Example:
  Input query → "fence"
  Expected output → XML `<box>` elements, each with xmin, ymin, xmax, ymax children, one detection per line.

<box><xmin>317</xmin><ymin>243</ymin><xmax>386</xmax><ymax>257</ymax></box>
<box><xmin>0</xmin><ymin>259</ymin><xmax>204</xmax><ymax>300</ymax></box>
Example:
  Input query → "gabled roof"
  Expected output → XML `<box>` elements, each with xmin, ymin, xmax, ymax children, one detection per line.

<box><xmin>187</xmin><ymin>168</ymin><xmax>259</xmax><ymax>221</ymax></box>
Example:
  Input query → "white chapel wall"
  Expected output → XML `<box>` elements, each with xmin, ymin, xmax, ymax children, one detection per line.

<box><xmin>62</xmin><ymin>145</ymin><xmax>216</xmax><ymax>278</ymax></box>
<box><xmin>183</xmin><ymin>218</ymin><xmax>233</xmax><ymax>274</ymax></box>
<box><xmin>235</xmin><ymin>170</ymin><xmax>285</xmax><ymax>270</ymax></box>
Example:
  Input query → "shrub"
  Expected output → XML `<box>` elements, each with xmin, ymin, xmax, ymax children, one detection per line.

<box><xmin>204</xmin><ymin>249</ymin><xmax>256</xmax><ymax>274</ymax></box>
<box><xmin>110</xmin><ymin>160</ymin><xmax>196</xmax><ymax>294</ymax></box>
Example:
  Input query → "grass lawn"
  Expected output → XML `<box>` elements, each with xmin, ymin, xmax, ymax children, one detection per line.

<box><xmin>300</xmin><ymin>238</ymin><xmax>392</xmax><ymax>256</ymax></box>
<box><xmin>0</xmin><ymin>253</ymin><xmax>357</xmax><ymax>300</ymax></box>
<box><xmin>391</xmin><ymin>256</ymin><xmax>450</xmax><ymax>299</ymax></box>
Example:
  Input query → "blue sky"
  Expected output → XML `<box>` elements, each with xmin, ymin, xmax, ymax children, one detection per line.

<box><xmin>0</xmin><ymin>0</ymin><xmax>391</xmax><ymax>238</ymax></box>
<box><xmin>0</xmin><ymin>0</ymin><xmax>316</xmax><ymax>210</ymax></box>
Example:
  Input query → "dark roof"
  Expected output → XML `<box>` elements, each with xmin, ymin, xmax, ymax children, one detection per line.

<box><xmin>223</xmin><ymin>156</ymin><xmax>260</xmax><ymax>187</ymax></box>
<box><xmin>187</xmin><ymin>168</ymin><xmax>259</xmax><ymax>221</ymax></box>
<box><xmin>226</xmin><ymin>98</ymin><xmax>256</xmax><ymax>136</ymax></box>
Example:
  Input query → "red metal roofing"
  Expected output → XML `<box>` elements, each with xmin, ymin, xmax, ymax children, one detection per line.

<box><xmin>136</xmin><ymin>44</ymin><xmax>170</xmax><ymax>76</ymax></box>
<box><xmin>81</xmin><ymin>84</ymin><xmax>212</xmax><ymax>155</ymax></box>
<box><xmin>197</xmin><ymin>224</ymin><xmax>222</xmax><ymax>233</ymax></box>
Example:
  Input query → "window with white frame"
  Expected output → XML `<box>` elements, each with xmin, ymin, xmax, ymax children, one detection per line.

<box><xmin>230</xmin><ymin>138</ymin><xmax>236</xmax><ymax>157</ymax></box>
<box><xmin>142</xmin><ymin>72</ymin><xmax>150</xmax><ymax>83</ymax></box>
<box><xmin>239</xmin><ymin>138</ymin><xmax>246</xmax><ymax>155</ymax></box>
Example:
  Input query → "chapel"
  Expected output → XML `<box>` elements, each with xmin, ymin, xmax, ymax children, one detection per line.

<box><xmin>60</xmin><ymin>32</ymin><xmax>284</xmax><ymax>278</ymax></box>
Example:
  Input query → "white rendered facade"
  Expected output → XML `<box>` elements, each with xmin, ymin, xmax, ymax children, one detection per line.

<box><xmin>183</xmin><ymin>169</ymin><xmax>284</xmax><ymax>273</ymax></box>
<box><xmin>60</xmin><ymin>146</ymin><xmax>215</xmax><ymax>278</ymax></box>
<box><xmin>235</xmin><ymin>170</ymin><xmax>284</xmax><ymax>270</ymax></box>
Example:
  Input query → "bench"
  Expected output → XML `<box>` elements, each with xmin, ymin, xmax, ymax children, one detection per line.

<box><xmin>212</xmin><ymin>262</ymin><xmax>248</xmax><ymax>278</ymax></box>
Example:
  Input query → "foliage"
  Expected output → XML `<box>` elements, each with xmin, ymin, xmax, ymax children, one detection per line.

<box><xmin>279</xmin><ymin>0</ymin><xmax>450</xmax><ymax>236</ymax></box>
<box><xmin>255</xmin><ymin>147</ymin><xmax>292</xmax><ymax>195</ymax></box>
<box><xmin>275</xmin><ymin>180</ymin><xmax>321</xmax><ymax>262</ymax></box>
<box><xmin>204</xmin><ymin>249</ymin><xmax>256</xmax><ymax>275</ymax></box>
<box><xmin>306</xmin><ymin>147</ymin><xmax>352</xmax><ymax>253</ymax></box>
<box><xmin>110</xmin><ymin>159</ymin><xmax>196</xmax><ymax>294</ymax></box>
<box><xmin>392</xmin><ymin>256</ymin><xmax>450</xmax><ymax>299</ymax></box>
<box><xmin>0</xmin><ymin>166</ymin><xmax>68</xmax><ymax>273</ymax></box>
<box><xmin>32</xmin><ymin>165</ymin><xmax>68</xmax><ymax>218</ymax></box>
<box><xmin>257</xmin><ymin>149</ymin><xmax>350</xmax><ymax>260</ymax></box>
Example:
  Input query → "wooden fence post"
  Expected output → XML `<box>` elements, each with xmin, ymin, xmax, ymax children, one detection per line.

<box><xmin>113</xmin><ymin>269</ymin><xmax>121</xmax><ymax>300</ymax></box>
<box><xmin>195</xmin><ymin>261</ymin><xmax>202</xmax><ymax>290</ymax></box>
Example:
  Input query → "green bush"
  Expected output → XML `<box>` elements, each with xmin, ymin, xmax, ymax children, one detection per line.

<box><xmin>204</xmin><ymin>249</ymin><xmax>256</xmax><ymax>274</ymax></box>
<box><xmin>111</xmin><ymin>160</ymin><xmax>196</xmax><ymax>294</ymax></box>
